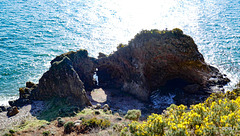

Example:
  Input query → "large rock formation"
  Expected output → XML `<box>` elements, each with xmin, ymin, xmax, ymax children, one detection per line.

<box><xmin>10</xmin><ymin>28</ymin><xmax>230</xmax><ymax>108</ymax></box>
<box><xmin>50</xmin><ymin>50</ymin><xmax>96</xmax><ymax>90</ymax></box>
<box><xmin>31</xmin><ymin>52</ymin><xmax>92</xmax><ymax>107</ymax></box>
<box><xmin>96</xmin><ymin>29</ymin><xmax>230</xmax><ymax>101</ymax></box>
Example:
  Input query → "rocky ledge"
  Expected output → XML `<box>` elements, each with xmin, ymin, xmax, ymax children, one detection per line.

<box><xmin>8</xmin><ymin>28</ymin><xmax>230</xmax><ymax>113</ymax></box>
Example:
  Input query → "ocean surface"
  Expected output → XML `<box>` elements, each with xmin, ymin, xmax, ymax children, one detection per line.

<box><xmin>0</xmin><ymin>0</ymin><xmax>240</xmax><ymax>106</ymax></box>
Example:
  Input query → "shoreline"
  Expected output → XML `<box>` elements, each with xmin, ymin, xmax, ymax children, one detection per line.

<box><xmin>0</xmin><ymin>101</ymin><xmax>45</xmax><ymax>133</ymax></box>
<box><xmin>0</xmin><ymin>96</ymin><xmax>19</xmax><ymax>107</ymax></box>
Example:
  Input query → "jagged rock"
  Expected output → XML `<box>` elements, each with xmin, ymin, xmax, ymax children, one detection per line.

<box><xmin>98</xmin><ymin>52</ymin><xmax>107</xmax><ymax>59</ymax></box>
<box><xmin>9</xmin><ymin>83</ymin><xmax>38</xmax><ymax>107</ymax></box>
<box><xmin>0</xmin><ymin>106</ymin><xmax>8</xmax><ymax>111</ymax></box>
<box><xmin>96</xmin><ymin>29</ymin><xmax>230</xmax><ymax>101</ymax></box>
<box><xmin>32</xmin><ymin>56</ymin><xmax>91</xmax><ymax>107</ymax></box>
<box><xmin>96</xmin><ymin>103</ymin><xmax>101</xmax><ymax>109</ymax></box>
<box><xmin>26</xmin><ymin>81</ymin><xmax>35</xmax><ymax>88</ymax></box>
<box><xmin>7</xmin><ymin>106</ymin><xmax>19</xmax><ymax>117</ymax></box>
<box><xmin>50</xmin><ymin>49</ymin><xmax>96</xmax><ymax>91</ymax></box>
<box><xmin>102</xmin><ymin>104</ymin><xmax>110</xmax><ymax>110</ymax></box>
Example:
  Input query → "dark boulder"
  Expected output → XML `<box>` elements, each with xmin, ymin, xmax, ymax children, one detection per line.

<box><xmin>0</xmin><ymin>106</ymin><xmax>8</xmax><ymax>111</ymax></box>
<box><xmin>7</xmin><ymin>106</ymin><xmax>19</xmax><ymax>117</ymax></box>
<box><xmin>98</xmin><ymin>52</ymin><xmax>107</xmax><ymax>59</ymax></box>
<box><xmin>9</xmin><ymin>86</ymin><xmax>35</xmax><ymax>107</ymax></box>
<box><xmin>9</xmin><ymin>98</ymin><xmax>31</xmax><ymax>107</ymax></box>
<box><xmin>26</xmin><ymin>81</ymin><xmax>35</xmax><ymax>88</ymax></box>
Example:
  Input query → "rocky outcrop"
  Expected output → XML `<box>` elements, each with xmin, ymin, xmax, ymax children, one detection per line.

<box><xmin>96</xmin><ymin>29</ymin><xmax>230</xmax><ymax>101</ymax></box>
<box><xmin>9</xmin><ymin>50</ymin><xmax>93</xmax><ymax>108</ymax></box>
<box><xmin>31</xmin><ymin>55</ymin><xmax>91</xmax><ymax>107</ymax></box>
<box><xmin>50</xmin><ymin>49</ymin><xmax>96</xmax><ymax>90</ymax></box>
<box><xmin>10</xmin><ymin>28</ymin><xmax>230</xmax><ymax>108</ymax></box>
<box><xmin>8</xmin><ymin>82</ymin><xmax>37</xmax><ymax>107</ymax></box>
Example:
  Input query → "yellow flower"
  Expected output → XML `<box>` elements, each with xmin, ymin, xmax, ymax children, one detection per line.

<box><xmin>210</xmin><ymin>101</ymin><xmax>217</xmax><ymax>109</ymax></box>
<box><xmin>204</xmin><ymin>116</ymin><xmax>209</xmax><ymax>122</ymax></box>
<box><xmin>219</xmin><ymin>99</ymin><xmax>222</xmax><ymax>104</ymax></box>
<box><xmin>195</xmin><ymin>128</ymin><xmax>202</xmax><ymax>134</ymax></box>
<box><xmin>172</xmin><ymin>126</ymin><xmax>177</xmax><ymax>130</ymax></box>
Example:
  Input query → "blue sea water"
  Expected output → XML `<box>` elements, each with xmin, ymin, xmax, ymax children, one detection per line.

<box><xmin>0</xmin><ymin>0</ymin><xmax>240</xmax><ymax>105</ymax></box>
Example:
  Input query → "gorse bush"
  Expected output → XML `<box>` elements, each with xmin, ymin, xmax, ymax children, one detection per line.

<box><xmin>82</xmin><ymin>117</ymin><xmax>110</xmax><ymax>129</ymax></box>
<box><xmin>122</xmin><ymin>89</ymin><xmax>240</xmax><ymax>136</ymax></box>
<box><xmin>74</xmin><ymin>117</ymin><xmax>111</xmax><ymax>134</ymax></box>
<box><xmin>124</xmin><ymin>109</ymin><xmax>141</xmax><ymax>121</ymax></box>
<box><xmin>113</xmin><ymin>123</ymin><xmax>125</xmax><ymax>132</ymax></box>
<box><xmin>64</xmin><ymin>121</ymin><xmax>74</xmax><ymax>134</ymax></box>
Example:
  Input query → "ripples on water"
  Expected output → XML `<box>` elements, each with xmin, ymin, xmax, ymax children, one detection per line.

<box><xmin>0</xmin><ymin>0</ymin><xmax>239</xmax><ymax>105</ymax></box>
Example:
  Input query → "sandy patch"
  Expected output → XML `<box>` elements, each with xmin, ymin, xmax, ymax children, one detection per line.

<box><xmin>87</xmin><ymin>88</ymin><xmax>150</xmax><ymax>117</ymax></box>
<box><xmin>91</xmin><ymin>88</ymin><xmax>107</xmax><ymax>103</ymax></box>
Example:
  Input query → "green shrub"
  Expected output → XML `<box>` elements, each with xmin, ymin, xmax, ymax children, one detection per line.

<box><xmin>113</xmin><ymin>123</ymin><xmax>125</xmax><ymax>132</ymax></box>
<box><xmin>42</xmin><ymin>131</ymin><xmax>50</xmax><ymax>136</ymax></box>
<box><xmin>172</xmin><ymin>28</ymin><xmax>183</xmax><ymax>35</ymax></box>
<box><xmin>122</xmin><ymin>90</ymin><xmax>240</xmax><ymax>135</ymax></box>
<box><xmin>3</xmin><ymin>133</ymin><xmax>12</xmax><ymax>136</ymax></box>
<box><xmin>124</xmin><ymin>109</ymin><xmax>141</xmax><ymax>121</ymax></box>
<box><xmin>64</xmin><ymin>121</ymin><xmax>74</xmax><ymax>134</ymax></box>
<box><xmin>120</xmin><ymin>127</ymin><xmax>129</xmax><ymax>136</ymax></box>
<box><xmin>9</xmin><ymin>129</ymin><xmax>15</xmax><ymax>134</ymax></box>
<box><xmin>117</xmin><ymin>43</ymin><xmax>127</xmax><ymax>50</ymax></box>
<box><xmin>57</xmin><ymin>117</ymin><xmax>65</xmax><ymax>127</ymax></box>
<box><xmin>74</xmin><ymin>117</ymin><xmax>111</xmax><ymax>134</ymax></box>
<box><xmin>82</xmin><ymin>117</ymin><xmax>110</xmax><ymax>129</ymax></box>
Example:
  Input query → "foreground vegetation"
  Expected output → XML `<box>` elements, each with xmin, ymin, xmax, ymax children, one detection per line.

<box><xmin>121</xmin><ymin>89</ymin><xmax>240</xmax><ymax>136</ymax></box>
<box><xmin>3</xmin><ymin>88</ymin><xmax>240</xmax><ymax>136</ymax></box>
